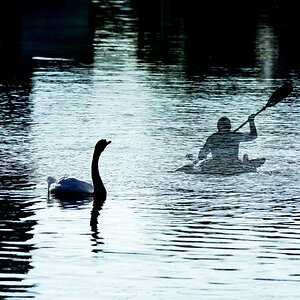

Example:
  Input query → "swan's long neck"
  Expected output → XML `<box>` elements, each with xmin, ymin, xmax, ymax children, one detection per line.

<box><xmin>90</xmin><ymin>140</ymin><xmax>110</xmax><ymax>232</ymax></box>
<box><xmin>90</xmin><ymin>149</ymin><xmax>106</xmax><ymax>231</ymax></box>
<box><xmin>91</xmin><ymin>149</ymin><xmax>106</xmax><ymax>198</ymax></box>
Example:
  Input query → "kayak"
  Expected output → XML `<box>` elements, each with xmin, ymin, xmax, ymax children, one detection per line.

<box><xmin>177</xmin><ymin>157</ymin><xmax>266</xmax><ymax>175</ymax></box>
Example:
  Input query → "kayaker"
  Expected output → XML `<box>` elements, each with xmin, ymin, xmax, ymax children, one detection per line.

<box><xmin>198</xmin><ymin>114</ymin><xmax>257</xmax><ymax>167</ymax></box>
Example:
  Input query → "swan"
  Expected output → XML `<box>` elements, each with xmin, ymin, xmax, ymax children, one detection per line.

<box><xmin>47</xmin><ymin>139</ymin><xmax>111</xmax><ymax>198</ymax></box>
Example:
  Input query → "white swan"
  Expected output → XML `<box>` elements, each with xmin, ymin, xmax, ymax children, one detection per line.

<box><xmin>47</xmin><ymin>176</ymin><xmax>94</xmax><ymax>196</ymax></box>
<box><xmin>47</xmin><ymin>139</ymin><xmax>111</xmax><ymax>198</ymax></box>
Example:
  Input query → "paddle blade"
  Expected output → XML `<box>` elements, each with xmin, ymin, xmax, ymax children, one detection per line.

<box><xmin>266</xmin><ymin>82</ymin><xmax>293</xmax><ymax>108</ymax></box>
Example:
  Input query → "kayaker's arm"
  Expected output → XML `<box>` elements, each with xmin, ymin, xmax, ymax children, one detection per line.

<box><xmin>198</xmin><ymin>138</ymin><xmax>211</xmax><ymax>160</ymax></box>
<box><xmin>248</xmin><ymin>114</ymin><xmax>257</xmax><ymax>138</ymax></box>
<box><xmin>239</xmin><ymin>114</ymin><xmax>257</xmax><ymax>142</ymax></box>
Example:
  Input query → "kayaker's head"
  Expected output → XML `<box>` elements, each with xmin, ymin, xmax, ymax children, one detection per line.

<box><xmin>217</xmin><ymin>117</ymin><xmax>231</xmax><ymax>132</ymax></box>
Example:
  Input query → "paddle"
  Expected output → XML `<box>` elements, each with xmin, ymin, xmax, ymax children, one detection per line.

<box><xmin>233</xmin><ymin>82</ymin><xmax>293</xmax><ymax>132</ymax></box>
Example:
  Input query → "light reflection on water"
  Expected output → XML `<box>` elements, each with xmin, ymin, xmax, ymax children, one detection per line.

<box><xmin>1</xmin><ymin>2</ymin><xmax>300</xmax><ymax>300</ymax></box>
<box><xmin>23</xmin><ymin>62</ymin><xmax>300</xmax><ymax>299</ymax></box>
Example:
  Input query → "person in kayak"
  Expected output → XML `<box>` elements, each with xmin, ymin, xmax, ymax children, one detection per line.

<box><xmin>198</xmin><ymin>114</ymin><xmax>257</xmax><ymax>170</ymax></box>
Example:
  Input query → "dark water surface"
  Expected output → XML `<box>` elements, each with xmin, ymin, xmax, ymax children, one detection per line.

<box><xmin>1</xmin><ymin>1</ymin><xmax>300</xmax><ymax>299</ymax></box>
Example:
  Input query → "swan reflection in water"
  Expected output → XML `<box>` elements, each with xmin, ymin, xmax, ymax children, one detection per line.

<box><xmin>47</xmin><ymin>139</ymin><xmax>111</xmax><ymax>230</ymax></box>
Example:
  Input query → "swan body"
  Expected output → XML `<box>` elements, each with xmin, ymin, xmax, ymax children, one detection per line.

<box><xmin>47</xmin><ymin>176</ymin><xmax>94</xmax><ymax>196</ymax></box>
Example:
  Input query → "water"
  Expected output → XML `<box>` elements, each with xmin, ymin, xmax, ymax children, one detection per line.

<box><xmin>1</xmin><ymin>1</ymin><xmax>300</xmax><ymax>299</ymax></box>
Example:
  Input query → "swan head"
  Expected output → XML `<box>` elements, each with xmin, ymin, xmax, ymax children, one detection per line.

<box><xmin>94</xmin><ymin>139</ymin><xmax>111</xmax><ymax>154</ymax></box>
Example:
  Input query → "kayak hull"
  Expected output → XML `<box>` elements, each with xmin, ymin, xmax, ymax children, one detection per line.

<box><xmin>177</xmin><ymin>158</ymin><xmax>266</xmax><ymax>175</ymax></box>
